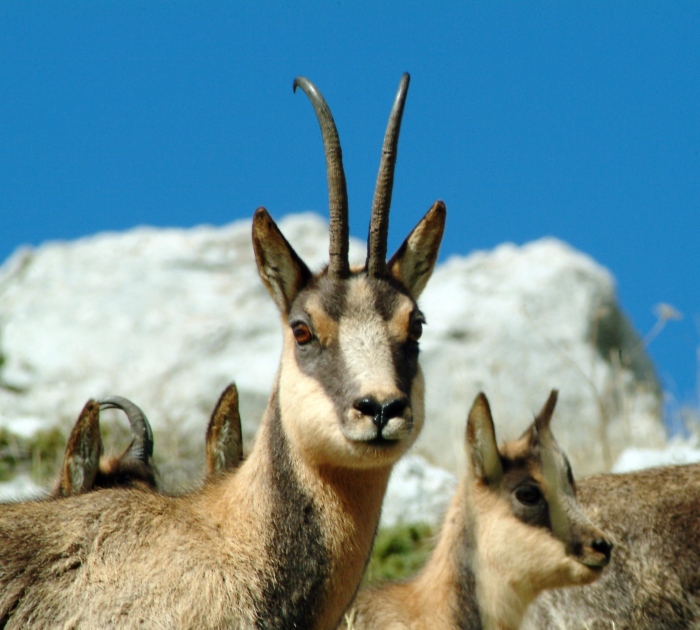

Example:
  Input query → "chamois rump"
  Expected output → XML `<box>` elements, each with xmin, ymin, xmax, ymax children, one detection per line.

<box><xmin>524</xmin><ymin>462</ymin><xmax>700</xmax><ymax>629</ymax></box>
<box><xmin>0</xmin><ymin>73</ymin><xmax>446</xmax><ymax>629</ymax></box>
<box><xmin>344</xmin><ymin>391</ymin><xmax>612</xmax><ymax>630</ymax></box>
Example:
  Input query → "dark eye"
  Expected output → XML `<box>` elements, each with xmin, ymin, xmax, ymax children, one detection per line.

<box><xmin>408</xmin><ymin>314</ymin><xmax>425</xmax><ymax>342</ymax></box>
<box><xmin>515</xmin><ymin>484</ymin><xmax>543</xmax><ymax>506</ymax></box>
<box><xmin>292</xmin><ymin>322</ymin><xmax>313</xmax><ymax>345</ymax></box>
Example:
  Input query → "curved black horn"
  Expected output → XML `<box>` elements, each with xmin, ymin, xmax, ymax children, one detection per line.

<box><xmin>99</xmin><ymin>396</ymin><xmax>154</xmax><ymax>462</ymax></box>
<box><xmin>293</xmin><ymin>76</ymin><xmax>350</xmax><ymax>279</ymax></box>
<box><xmin>367</xmin><ymin>73</ymin><xmax>410</xmax><ymax>277</ymax></box>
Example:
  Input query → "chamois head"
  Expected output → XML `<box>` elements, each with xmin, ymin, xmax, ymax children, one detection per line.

<box><xmin>55</xmin><ymin>396</ymin><xmax>156</xmax><ymax>497</ymax></box>
<box><xmin>56</xmin><ymin>384</ymin><xmax>243</xmax><ymax>496</ymax></box>
<box><xmin>252</xmin><ymin>74</ymin><xmax>445</xmax><ymax>469</ymax></box>
<box><xmin>466</xmin><ymin>391</ymin><xmax>612</xmax><ymax>615</ymax></box>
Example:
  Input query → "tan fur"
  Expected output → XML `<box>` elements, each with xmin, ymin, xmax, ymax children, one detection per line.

<box><xmin>345</xmin><ymin>391</ymin><xmax>611</xmax><ymax>630</ymax></box>
<box><xmin>473</xmin><ymin>487</ymin><xmax>601</xmax><ymax>628</ymax></box>
<box><xmin>305</xmin><ymin>293</ymin><xmax>340</xmax><ymax>346</ymax></box>
<box><xmin>386</xmin><ymin>298</ymin><xmax>417</xmax><ymax>344</ymax></box>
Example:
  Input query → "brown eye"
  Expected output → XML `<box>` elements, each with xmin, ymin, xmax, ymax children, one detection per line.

<box><xmin>292</xmin><ymin>322</ymin><xmax>313</xmax><ymax>345</ymax></box>
<box><xmin>408</xmin><ymin>315</ymin><xmax>424</xmax><ymax>342</ymax></box>
<box><xmin>515</xmin><ymin>484</ymin><xmax>543</xmax><ymax>506</ymax></box>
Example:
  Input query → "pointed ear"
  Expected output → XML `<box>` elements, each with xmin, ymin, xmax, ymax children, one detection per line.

<box><xmin>466</xmin><ymin>392</ymin><xmax>503</xmax><ymax>484</ymax></box>
<box><xmin>533</xmin><ymin>390</ymin><xmax>566</xmax><ymax>467</ymax></box>
<box><xmin>531</xmin><ymin>390</ymin><xmax>575</xmax><ymax>541</ymax></box>
<box><xmin>387</xmin><ymin>200</ymin><xmax>446</xmax><ymax>299</ymax></box>
<box><xmin>521</xmin><ymin>389</ymin><xmax>558</xmax><ymax>448</ymax></box>
<box><xmin>206</xmin><ymin>383</ymin><xmax>244</xmax><ymax>477</ymax></box>
<box><xmin>534</xmin><ymin>389</ymin><xmax>558</xmax><ymax>435</ymax></box>
<box><xmin>252</xmin><ymin>208</ymin><xmax>313</xmax><ymax>314</ymax></box>
<box><xmin>60</xmin><ymin>400</ymin><xmax>102</xmax><ymax>496</ymax></box>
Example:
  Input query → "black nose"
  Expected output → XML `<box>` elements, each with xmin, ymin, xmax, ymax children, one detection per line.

<box><xmin>354</xmin><ymin>397</ymin><xmax>408</xmax><ymax>431</ymax></box>
<box><xmin>591</xmin><ymin>538</ymin><xmax>613</xmax><ymax>563</ymax></box>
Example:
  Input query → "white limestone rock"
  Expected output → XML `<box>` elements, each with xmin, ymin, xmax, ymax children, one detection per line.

<box><xmin>613</xmin><ymin>439</ymin><xmax>700</xmax><ymax>473</ymax></box>
<box><xmin>0</xmin><ymin>475</ymin><xmax>44</xmax><ymax>502</ymax></box>
<box><xmin>416</xmin><ymin>239</ymin><xmax>664</xmax><ymax>476</ymax></box>
<box><xmin>0</xmin><ymin>214</ymin><xmax>665</xmax><ymax>499</ymax></box>
<box><xmin>380</xmin><ymin>455</ymin><xmax>457</xmax><ymax>529</ymax></box>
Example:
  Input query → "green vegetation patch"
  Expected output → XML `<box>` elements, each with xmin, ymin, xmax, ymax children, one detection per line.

<box><xmin>364</xmin><ymin>522</ymin><xmax>435</xmax><ymax>586</ymax></box>
<box><xmin>0</xmin><ymin>426</ymin><xmax>65</xmax><ymax>483</ymax></box>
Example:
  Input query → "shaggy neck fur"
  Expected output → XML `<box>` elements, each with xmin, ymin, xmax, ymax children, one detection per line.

<box><xmin>213</xmin><ymin>388</ymin><xmax>392</xmax><ymax>630</ymax></box>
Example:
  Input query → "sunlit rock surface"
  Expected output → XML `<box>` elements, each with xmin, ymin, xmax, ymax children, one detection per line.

<box><xmin>0</xmin><ymin>214</ymin><xmax>666</xmax><ymax>511</ymax></box>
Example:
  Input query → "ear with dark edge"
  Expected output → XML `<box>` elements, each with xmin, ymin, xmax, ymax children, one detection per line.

<box><xmin>206</xmin><ymin>382</ymin><xmax>244</xmax><ymax>477</ymax></box>
<box><xmin>60</xmin><ymin>400</ymin><xmax>102</xmax><ymax>496</ymax></box>
<box><xmin>520</xmin><ymin>389</ymin><xmax>559</xmax><ymax>447</ymax></box>
<box><xmin>532</xmin><ymin>389</ymin><xmax>565</xmax><ymax>477</ymax></box>
<box><xmin>534</xmin><ymin>389</ymin><xmax>558</xmax><ymax>435</ymax></box>
<box><xmin>532</xmin><ymin>390</ymin><xmax>574</xmax><ymax>541</ymax></box>
<box><xmin>466</xmin><ymin>392</ymin><xmax>503</xmax><ymax>484</ymax></box>
<box><xmin>252</xmin><ymin>207</ymin><xmax>313</xmax><ymax>314</ymax></box>
<box><xmin>387</xmin><ymin>200</ymin><xmax>446</xmax><ymax>299</ymax></box>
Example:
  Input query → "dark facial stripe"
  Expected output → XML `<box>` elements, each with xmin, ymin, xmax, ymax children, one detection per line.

<box><xmin>289</xmin><ymin>274</ymin><xmax>419</xmax><ymax>419</ymax></box>
<box><xmin>392</xmin><ymin>335</ymin><xmax>420</xmax><ymax>398</ymax></box>
<box><xmin>502</xmin><ymin>460</ymin><xmax>552</xmax><ymax>531</ymax></box>
<box><xmin>453</xmin><ymin>514</ymin><xmax>485</xmax><ymax>629</ymax></box>
<box><xmin>256</xmin><ymin>393</ymin><xmax>330</xmax><ymax>629</ymax></box>
<box><xmin>318</xmin><ymin>276</ymin><xmax>348</xmax><ymax>321</ymax></box>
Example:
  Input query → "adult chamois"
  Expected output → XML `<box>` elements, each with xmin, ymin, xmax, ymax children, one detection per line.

<box><xmin>524</xmin><ymin>462</ymin><xmax>700</xmax><ymax>628</ymax></box>
<box><xmin>0</xmin><ymin>73</ymin><xmax>445</xmax><ymax>629</ymax></box>
<box><xmin>344</xmin><ymin>391</ymin><xmax>612</xmax><ymax>630</ymax></box>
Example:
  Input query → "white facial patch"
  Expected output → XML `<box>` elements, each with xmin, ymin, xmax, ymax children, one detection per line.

<box><xmin>338</xmin><ymin>278</ymin><xmax>404</xmax><ymax>401</ymax></box>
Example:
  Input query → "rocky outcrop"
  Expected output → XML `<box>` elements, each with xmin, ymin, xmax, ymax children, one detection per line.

<box><xmin>0</xmin><ymin>214</ymin><xmax>665</xmax><ymax>498</ymax></box>
<box><xmin>417</xmin><ymin>239</ymin><xmax>664</xmax><ymax>475</ymax></box>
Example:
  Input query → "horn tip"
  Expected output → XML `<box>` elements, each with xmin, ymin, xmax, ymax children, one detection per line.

<box><xmin>292</xmin><ymin>76</ymin><xmax>310</xmax><ymax>94</ymax></box>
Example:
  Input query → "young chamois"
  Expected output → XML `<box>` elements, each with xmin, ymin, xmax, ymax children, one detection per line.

<box><xmin>524</xmin><ymin>462</ymin><xmax>700</xmax><ymax>629</ymax></box>
<box><xmin>0</xmin><ymin>73</ymin><xmax>445</xmax><ymax>629</ymax></box>
<box><xmin>54</xmin><ymin>383</ymin><xmax>242</xmax><ymax>497</ymax></box>
<box><xmin>345</xmin><ymin>391</ymin><xmax>612</xmax><ymax>630</ymax></box>
<box><xmin>53</xmin><ymin>396</ymin><xmax>157</xmax><ymax>497</ymax></box>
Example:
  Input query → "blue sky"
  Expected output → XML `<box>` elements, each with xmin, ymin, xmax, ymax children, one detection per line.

<box><xmin>1</xmin><ymin>3</ymin><xmax>698</xmax><ymax>426</ymax></box>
